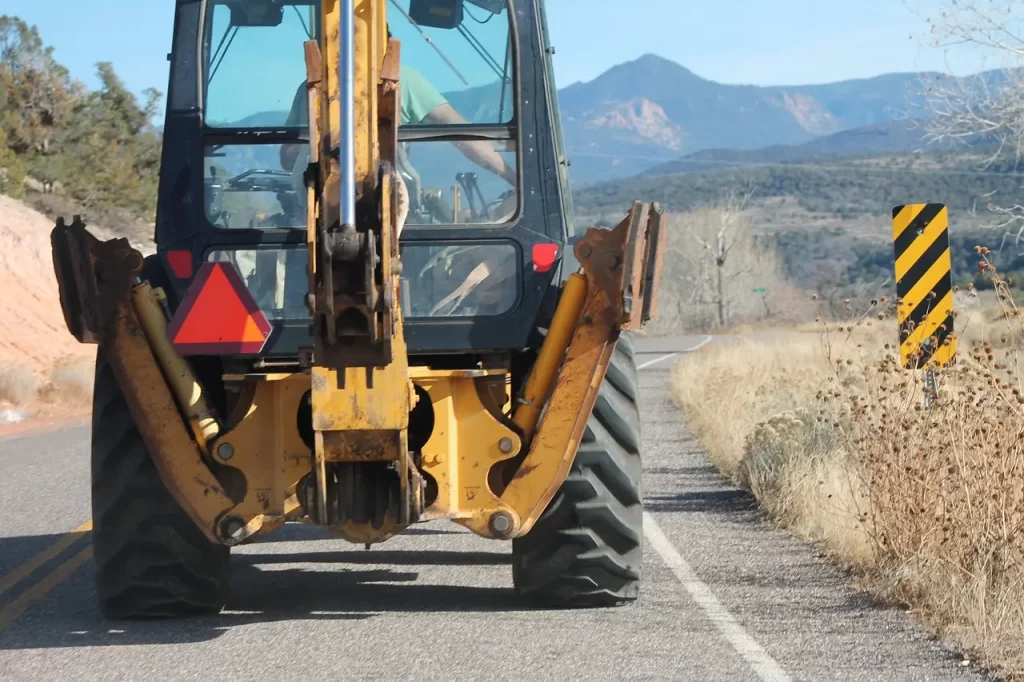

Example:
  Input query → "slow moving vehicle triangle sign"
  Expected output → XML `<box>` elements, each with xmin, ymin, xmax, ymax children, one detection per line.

<box><xmin>166</xmin><ymin>262</ymin><xmax>272</xmax><ymax>355</ymax></box>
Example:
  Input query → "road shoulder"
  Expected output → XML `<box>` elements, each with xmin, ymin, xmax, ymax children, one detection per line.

<box><xmin>639</xmin><ymin>358</ymin><xmax>989</xmax><ymax>681</ymax></box>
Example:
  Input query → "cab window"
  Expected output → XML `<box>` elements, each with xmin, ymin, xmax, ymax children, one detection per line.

<box><xmin>200</xmin><ymin>1</ymin><xmax>318</xmax><ymax>230</ymax></box>
<box><xmin>390</xmin><ymin>1</ymin><xmax>518</xmax><ymax>226</ymax></box>
<box><xmin>203</xmin><ymin>2</ymin><xmax>318</xmax><ymax>128</ymax></box>
<box><xmin>197</xmin><ymin>0</ymin><xmax>517</xmax><ymax>230</ymax></box>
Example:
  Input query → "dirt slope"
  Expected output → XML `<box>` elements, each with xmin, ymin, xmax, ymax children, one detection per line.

<box><xmin>0</xmin><ymin>195</ymin><xmax>94</xmax><ymax>373</ymax></box>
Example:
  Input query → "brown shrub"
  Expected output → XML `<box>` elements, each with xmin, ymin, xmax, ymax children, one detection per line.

<box><xmin>0</xmin><ymin>364</ymin><xmax>40</xmax><ymax>405</ymax></box>
<box><xmin>37</xmin><ymin>355</ymin><xmax>94</xmax><ymax>405</ymax></box>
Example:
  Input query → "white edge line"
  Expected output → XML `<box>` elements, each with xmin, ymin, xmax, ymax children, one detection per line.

<box><xmin>638</xmin><ymin>335</ymin><xmax>791</xmax><ymax>682</ymax></box>
<box><xmin>683</xmin><ymin>334</ymin><xmax>713</xmax><ymax>353</ymax></box>
<box><xmin>635</xmin><ymin>335</ymin><xmax>713</xmax><ymax>371</ymax></box>
<box><xmin>636</xmin><ymin>353</ymin><xmax>678</xmax><ymax>371</ymax></box>
<box><xmin>643</xmin><ymin>513</ymin><xmax>792</xmax><ymax>682</ymax></box>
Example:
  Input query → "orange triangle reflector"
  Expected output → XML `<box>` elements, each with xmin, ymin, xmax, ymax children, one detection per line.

<box><xmin>166</xmin><ymin>262</ymin><xmax>272</xmax><ymax>355</ymax></box>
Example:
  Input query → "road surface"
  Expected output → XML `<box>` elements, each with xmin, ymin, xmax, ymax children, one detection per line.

<box><xmin>0</xmin><ymin>336</ymin><xmax>990</xmax><ymax>681</ymax></box>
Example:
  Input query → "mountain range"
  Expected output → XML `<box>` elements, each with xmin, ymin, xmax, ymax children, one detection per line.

<box><xmin>553</xmin><ymin>54</ymin><xmax>1006</xmax><ymax>185</ymax></box>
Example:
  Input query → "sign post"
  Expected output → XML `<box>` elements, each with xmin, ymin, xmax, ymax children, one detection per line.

<box><xmin>752</xmin><ymin>287</ymin><xmax>768</xmax><ymax>315</ymax></box>
<box><xmin>891</xmin><ymin>203</ymin><xmax>956</xmax><ymax>406</ymax></box>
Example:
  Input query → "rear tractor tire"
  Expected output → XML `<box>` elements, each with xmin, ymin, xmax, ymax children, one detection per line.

<box><xmin>90</xmin><ymin>351</ymin><xmax>231</xmax><ymax>619</ymax></box>
<box><xmin>511</xmin><ymin>332</ymin><xmax>643</xmax><ymax>607</ymax></box>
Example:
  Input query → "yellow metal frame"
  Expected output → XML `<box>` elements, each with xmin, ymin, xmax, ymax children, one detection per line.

<box><xmin>412</xmin><ymin>368</ymin><xmax>522</xmax><ymax>538</ymax></box>
<box><xmin>211</xmin><ymin>374</ymin><xmax>312</xmax><ymax>522</ymax></box>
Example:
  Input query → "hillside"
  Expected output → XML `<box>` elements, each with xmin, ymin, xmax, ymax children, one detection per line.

<box><xmin>0</xmin><ymin>195</ymin><xmax>94</xmax><ymax>373</ymax></box>
<box><xmin>574</xmin><ymin>150</ymin><xmax>1021</xmax><ymax>224</ymax></box>
<box><xmin>638</xmin><ymin>119</ymin><xmax>974</xmax><ymax>176</ymax></box>
<box><xmin>571</xmin><ymin>144</ymin><xmax>1024</xmax><ymax>306</ymax></box>
<box><xmin>556</xmin><ymin>55</ymin><xmax>1007</xmax><ymax>185</ymax></box>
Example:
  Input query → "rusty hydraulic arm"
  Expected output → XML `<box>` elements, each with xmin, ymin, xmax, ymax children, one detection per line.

<box><xmin>51</xmin><ymin>219</ymin><xmax>240</xmax><ymax>544</ymax></box>
<box><xmin>499</xmin><ymin>201</ymin><xmax>666</xmax><ymax>537</ymax></box>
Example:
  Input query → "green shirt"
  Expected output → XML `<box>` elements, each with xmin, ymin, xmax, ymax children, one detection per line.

<box><xmin>285</xmin><ymin>65</ymin><xmax>446</xmax><ymax>127</ymax></box>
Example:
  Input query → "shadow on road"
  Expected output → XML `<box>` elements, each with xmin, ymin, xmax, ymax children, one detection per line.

<box><xmin>0</xmin><ymin>524</ymin><xmax>526</xmax><ymax>651</ymax></box>
<box><xmin>644</xmin><ymin>462</ymin><xmax>761</xmax><ymax>522</ymax></box>
<box><xmin>645</xmin><ymin>489</ymin><xmax>757</xmax><ymax>515</ymax></box>
<box><xmin>251</xmin><ymin>524</ymin><xmax>464</xmax><ymax>543</ymax></box>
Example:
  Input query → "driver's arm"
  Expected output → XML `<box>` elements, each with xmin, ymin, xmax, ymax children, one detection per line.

<box><xmin>422</xmin><ymin>103</ymin><xmax>516</xmax><ymax>186</ymax></box>
<box><xmin>402</xmin><ymin>66</ymin><xmax>515</xmax><ymax>187</ymax></box>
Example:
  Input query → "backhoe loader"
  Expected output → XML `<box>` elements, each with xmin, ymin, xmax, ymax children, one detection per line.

<box><xmin>49</xmin><ymin>0</ymin><xmax>666</xmax><ymax>618</ymax></box>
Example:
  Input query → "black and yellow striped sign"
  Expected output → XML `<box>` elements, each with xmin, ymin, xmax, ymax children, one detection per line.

<box><xmin>892</xmin><ymin>203</ymin><xmax>956</xmax><ymax>369</ymax></box>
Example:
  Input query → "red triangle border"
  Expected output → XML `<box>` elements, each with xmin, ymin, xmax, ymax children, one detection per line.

<box><xmin>166</xmin><ymin>261</ymin><xmax>272</xmax><ymax>356</ymax></box>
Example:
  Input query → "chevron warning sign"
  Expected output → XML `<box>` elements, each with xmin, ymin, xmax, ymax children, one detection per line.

<box><xmin>892</xmin><ymin>203</ymin><xmax>956</xmax><ymax>369</ymax></box>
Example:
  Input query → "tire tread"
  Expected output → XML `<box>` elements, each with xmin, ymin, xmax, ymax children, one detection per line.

<box><xmin>90</xmin><ymin>352</ymin><xmax>230</xmax><ymax>619</ymax></box>
<box><xmin>511</xmin><ymin>333</ymin><xmax>643</xmax><ymax>607</ymax></box>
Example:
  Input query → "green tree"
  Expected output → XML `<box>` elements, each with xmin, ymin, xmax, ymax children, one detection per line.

<box><xmin>0</xmin><ymin>15</ymin><xmax>82</xmax><ymax>155</ymax></box>
<box><xmin>0</xmin><ymin>128</ymin><xmax>26</xmax><ymax>198</ymax></box>
<box><xmin>60</xmin><ymin>62</ymin><xmax>162</xmax><ymax>215</ymax></box>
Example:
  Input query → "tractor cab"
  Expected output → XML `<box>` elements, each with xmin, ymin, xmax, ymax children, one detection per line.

<box><xmin>156</xmin><ymin>0</ymin><xmax>575</xmax><ymax>360</ymax></box>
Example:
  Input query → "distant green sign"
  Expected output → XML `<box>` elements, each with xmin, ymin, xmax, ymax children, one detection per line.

<box><xmin>752</xmin><ymin>287</ymin><xmax>767</xmax><ymax>294</ymax></box>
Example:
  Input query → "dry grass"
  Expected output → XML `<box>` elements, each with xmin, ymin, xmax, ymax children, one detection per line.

<box><xmin>0</xmin><ymin>364</ymin><xmax>41</xmax><ymax>405</ymax></box>
<box><xmin>0</xmin><ymin>355</ymin><xmax>93</xmax><ymax>412</ymax></box>
<box><xmin>671</xmin><ymin>272</ymin><xmax>1024</xmax><ymax>678</ymax></box>
<box><xmin>38</xmin><ymin>355</ymin><xmax>94</xmax><ymax>403</ymax></box>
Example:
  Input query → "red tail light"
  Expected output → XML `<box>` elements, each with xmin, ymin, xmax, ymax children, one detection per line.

<box><xmin>532</xmin><ymin>244</ymin><xmax>559</xmax><ymax>272</ymax></box>
<box><xmin>166</xmin><ymin>250</ymin><xmax>193</xmax><ymax>279</ymax></box>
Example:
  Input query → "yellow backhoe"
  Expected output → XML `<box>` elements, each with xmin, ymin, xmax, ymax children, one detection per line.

<box><xmin>50</xmin><ymin>0</ymin><xmax>666</xmax><ymax>617</ymax></box>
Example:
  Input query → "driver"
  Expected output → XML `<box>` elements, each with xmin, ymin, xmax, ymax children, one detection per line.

<box><xmin>278</xmin><ymin>46</ymin><xmax>517</xmax><ymax>317</ymax></box>
<box><xmin>279</xmin><ymin>64</ymin><xmax>515</xmax><ymax>187</ymax></box>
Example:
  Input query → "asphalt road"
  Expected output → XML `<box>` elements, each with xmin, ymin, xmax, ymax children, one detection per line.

<box><xmin>0</xmin><ymin>336</ymin><xmax>992</xmax><ymax>681</ymax></box>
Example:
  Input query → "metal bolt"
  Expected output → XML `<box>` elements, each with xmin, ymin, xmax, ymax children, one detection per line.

<box><xmin>498</xmin><ymin>437</ymin><xmax>515</xmax><ymax>454</ymax></box>
<box><xmin>216</xmin><ymin>441</ymin><xmax>235</xmax><ymax>461</ymax></box>
<box><xmin>577</xmin><ymin>242</ymin><xmax>592</xmax><ymax>259</ymax></box>
<box><xmin>124</xmin><ymin>253</ymin><xmax>143</xmax><ymax>271</ymax></box>
<box><xmin>220</xmin><ymin>516</ymin><xmax>245</xmax><ymax>544</ymax></box>
<box><xmin>606</xmin><ymin>253</ymin><xmax>622</xmax><ymax>270</ymax></box>
<box><xmin>489</xmin><ymin>511</ymin><xmax>515</xmax><ymax>538</ymax></box>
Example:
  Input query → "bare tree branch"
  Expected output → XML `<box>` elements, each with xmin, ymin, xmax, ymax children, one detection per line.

<box><xmin>905</xmin><ymin>1</ymin><xmax>1024</xmax><ymax>242</ymax></box>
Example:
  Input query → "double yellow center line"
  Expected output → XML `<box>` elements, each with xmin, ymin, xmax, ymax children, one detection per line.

<box><xmin>0</xmin><ymin>520</ymin><xmax>93</xmax><ymax>630</ymax></box>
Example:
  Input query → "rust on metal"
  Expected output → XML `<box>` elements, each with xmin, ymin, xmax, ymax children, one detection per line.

<box><xmin>500</xmin><ymin>202</ymin><xmax>665</xmax><ymax>536</ymax></box>
<box><xmin>51</xmin><ymin>216</ymin><xmax>130</xmax><ymax>344</ymax></box>
<box><xmin>320</xmin><ymin>430</ymin><xmax>402</xmax><ymax>461</ymax></box>
<box><xmin>49</xmin><ymin>219</ymin><xmax>237</xmax><ymax>544</ymax></box>
<box><xmin>641</xmin><ymin>206</ymin><xmax>667</xmax><ymax>323</ymax></box>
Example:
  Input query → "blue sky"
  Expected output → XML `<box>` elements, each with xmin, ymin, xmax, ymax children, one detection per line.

<box><xmin>3</xmin><ymin>0</ymin><xmax>1007</xmax><ymax>108</ymax></box>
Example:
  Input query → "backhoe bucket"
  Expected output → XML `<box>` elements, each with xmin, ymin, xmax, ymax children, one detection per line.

<box><xmin>50</xmin><ymin>215</ymin><xmax>140</xmax><ymax>345</ymax></box>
